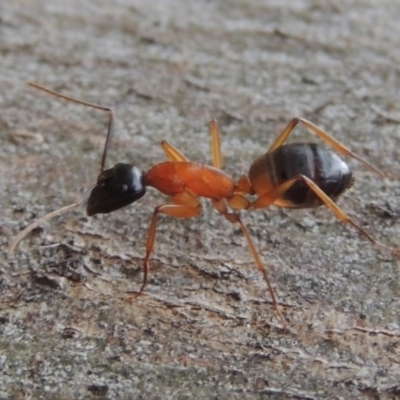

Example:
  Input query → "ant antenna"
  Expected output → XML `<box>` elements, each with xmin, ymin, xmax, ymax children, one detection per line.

<box><xmin>8</xmin><ymin>186</ymin><xmax>93</xmax><ymax>254</ymax></box>
<box><xmin>9</xmin><ymin>81</ymin><xmax>115</xmax><ymax>253</ymax></box>
<box><xmin>27</xmin><ymin>82</ymin><xmax>115</xmax><ymax>172</ymax></box>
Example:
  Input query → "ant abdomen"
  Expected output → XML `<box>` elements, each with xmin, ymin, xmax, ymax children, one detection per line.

<box><xmin>249</xmin><ymin>143</ymin><xmax>354</xmax><ymax>208</ymax></box>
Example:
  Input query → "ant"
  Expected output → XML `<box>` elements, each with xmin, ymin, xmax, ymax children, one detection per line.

<box><xmin>9</xmin><ymin>82</ymin><xmax>400</xmax><ymax>329</ymax></box>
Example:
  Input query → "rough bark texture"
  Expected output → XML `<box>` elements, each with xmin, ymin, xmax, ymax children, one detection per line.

<box><xmin>2</xmin><ymin>1</ymin><xmax>400</xmax><ymax>398</ymax></box>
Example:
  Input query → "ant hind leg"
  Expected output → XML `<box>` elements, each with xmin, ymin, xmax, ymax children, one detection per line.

<box><xmin>267</xmin><ymin>117</ymin><xmax>385</xmax><ymax>178</ymax></box>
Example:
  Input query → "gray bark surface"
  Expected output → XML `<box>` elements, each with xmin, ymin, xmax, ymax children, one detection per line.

<box><xmin>1</xmin><ymin>1</ymin><xmax>400</xmax><ymax>398</ymax></box>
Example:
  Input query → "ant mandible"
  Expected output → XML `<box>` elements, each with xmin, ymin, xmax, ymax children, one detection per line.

<box><xmin>9</xmin><ymin>82</ymin><xmax>400</xmax><ymax>329</ymax></box>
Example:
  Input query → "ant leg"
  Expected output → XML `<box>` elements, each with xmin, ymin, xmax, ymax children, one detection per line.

<box><xmin>212</xmin><ymin>199</ymin><xmax>287</xmax><ymax>329</ymax></box>
<box><xmin>227</xmin><ymin>191</ymin><xmax>251</xmax><ymax>210</ymax></box>
<box><xmin>252</xmin><ymin>175</ymin><xmax>400</xmax><ymax>257</ymax></box>
<box><xmin>267</xmin><ymin>117</ymin><xmax>385</xmax><ymax>178</ymax></box>
<box><xmin>127</xmin><ymin>193</ymin><xmax>202</xmax><ymax>301</ymax></box>
<box><xmin>209</xmin><ymin>120</ymin><xmax>255</xmax><ymax>200</ymax></box>
<box><xmin>161</xmin><ymin>140</ymin><xmax>190</xmax><ymax>161</ymax></box>
<box><xmin>209</xmin><ymin>119</ymin><xmax>222</xmax><ymax>169</ymax></box>
<box><xmin>234</xmin><ymin>175</ymin><xmax>254</xmax><ymax>196</ymax></box>
<box><xmin>27</xmin><ymin>82</ymin><xmax>115</xmax><ymax>172</ymax></box>
<box><xmin>161</xmin><ymin>119</ymin><xmax>223</xmax><ymax>167</ymax></box>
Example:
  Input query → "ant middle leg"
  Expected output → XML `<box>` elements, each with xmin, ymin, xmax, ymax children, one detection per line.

<box><xmin>208</xmin><ymin>119</ymin><xmax>254</xmax><ymax>196</ymax></box>
<box><xmin>267</xmin><ymin>117</ymin><xmax>385</xmax><ymax>178</ymax></box>
<box><xmin>212</xmin><ymin>199</ymin><xmax>287</xmax><ymax>328</ymax></box>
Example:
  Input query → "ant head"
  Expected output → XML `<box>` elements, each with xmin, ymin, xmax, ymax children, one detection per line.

<box><xmin>86</xmin><ymin>163</ymin><xmax>146</xmax><ymax>216</ymax></box>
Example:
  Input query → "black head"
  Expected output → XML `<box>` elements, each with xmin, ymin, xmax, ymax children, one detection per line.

<box><xmin>86</xmin><ymin>163</ymin><xmax>146</xmax><ymax>216</ymax></box>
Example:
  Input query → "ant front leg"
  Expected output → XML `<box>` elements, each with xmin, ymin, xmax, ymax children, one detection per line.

<box><xmin>161</xmin><ymin>140</ymin><xmax>190</xmax><ymax>162</ymax></box>
<box><xmin>161</xmin><ymin>119</ymin><xmax>223</xmax><ymax>168</ymax></box>
<box><xmin>268</xmin><ymin>117</ymin><xmax>385</xmax><ymax>178</ymax></box>
<box><xmin>209</xmin><ymin>119</ymin><xmax>223</xmax><ymax>169</ymax></box>
<box><xmin>126</xmin><ymin>192</ymin><xmax>202</xmax><ymax>301</ymax></box>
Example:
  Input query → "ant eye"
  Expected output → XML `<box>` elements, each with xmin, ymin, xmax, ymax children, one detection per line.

<box><xmin>119</xmin><ymin>183</ymin><xmax>128</xmax><ymax>193</ymax></box>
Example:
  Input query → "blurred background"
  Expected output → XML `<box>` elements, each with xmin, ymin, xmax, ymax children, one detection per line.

<box><xmin>1</xmin><ymin>1</ymin><xmax>400</xmax><ymax>398</ymax></box>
